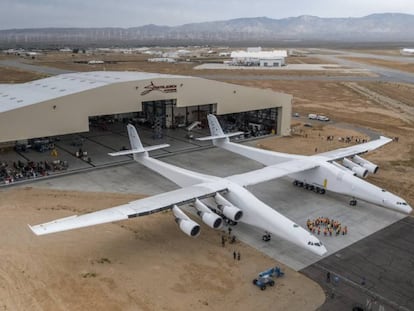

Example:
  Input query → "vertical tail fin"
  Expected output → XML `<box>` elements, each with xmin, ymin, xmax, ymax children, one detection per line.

<box><xmin>127</xmin><ymin>124</ymin><xmax>144</xmax><ymax>151</ymax></box>
<box><xmin>207</xmin><ymin>114</ymin><xmax>225</xmax><ymax>137</ymax></box>
<box><xmin>108</xmin><ymin>124</ymin><xmax>170</xmax><ymax>158</ymax></box>
<box><xmin>196</xmin><ymin>114</ymin><xmax>244</xmax><ymax>144</ymax></box>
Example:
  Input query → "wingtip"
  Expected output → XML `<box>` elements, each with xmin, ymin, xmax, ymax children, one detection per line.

<box><xmin>28</xmin><ymin>224</ymin><xmax>40</xmax><ymax>236</ymax></box>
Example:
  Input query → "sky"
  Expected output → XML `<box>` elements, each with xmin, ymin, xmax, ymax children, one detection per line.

<box><xmin>1</xmin><ymin>0</ymin><xmax>414</xmax><ymax>30</ymax></box>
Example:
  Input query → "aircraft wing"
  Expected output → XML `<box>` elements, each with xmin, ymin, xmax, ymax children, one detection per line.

<box><xmin>226</xmin><ymin>159</ymin><xmax>319</xmax><ymax>187</ymax></box>
<box><xmin>29</xmin><ymin>183</ymin><xmax>226</xmax><ymax>235</ymax></box>
<box><xmin>317</xmin><ymin>136</ymin><xmax>393</xmax><ymax>161</ymax></box>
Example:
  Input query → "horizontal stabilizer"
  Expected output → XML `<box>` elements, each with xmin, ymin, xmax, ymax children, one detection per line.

<box><xmin>108</xmin><ymin>144</ymin><xmax>170</xmax><ymax>156</ymax></box>
<box><xmin>196</xmin><ymin>132</ymin><xmax>244</xmax><ymax>141</ymax></box>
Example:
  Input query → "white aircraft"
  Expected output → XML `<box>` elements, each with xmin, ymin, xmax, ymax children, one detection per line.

<box><xmin>29</xmin><ymin>124</ymin><xmax>327</xmax><ymax>256</ymax></box>
<box><xmin>198</xmin><ymin>114</ymin><xmax>412</xmax><ymax>214</ymax></box>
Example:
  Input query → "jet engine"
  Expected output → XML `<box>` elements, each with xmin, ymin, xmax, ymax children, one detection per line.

<box><xmin>214</xmin><ymin>193</ymin><xmax>243</xmax><ymax>221</ymax></box>
<box><xmin>194</xmin><ymin>199</ymin><xmax>223</xmax><ymax>229</ymax></box>
<box><xmin>342</xmin><ymin>158</ymin><xmax>368</xmax><ymax>178</ymax></box>
<box><xmin>172</xmin><ymin>205</ymin><xmax>200</xmax><ymax>237</ymax></box>
<box><xmin>352</xmin><ymin>155</ymin><xmax>379</xmax><ymax>174</ymax></box>
<box><xmin>331</xmin><ymin>161</ymin><xmax>357</xmax><ymax>176</ymax></box>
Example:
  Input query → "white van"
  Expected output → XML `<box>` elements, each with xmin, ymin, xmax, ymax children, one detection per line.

<box><xmin>308</xmin><ymin>114</ymin><xmax>317</xmax><ymax>120</ymax></box>
<box><xmin>317</xmin><ymin>115</ymin><xmax>330</xmax><ymax>121</ymax></box>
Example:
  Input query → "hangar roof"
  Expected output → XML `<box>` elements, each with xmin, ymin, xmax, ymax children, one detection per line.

<box><xmin>0</xmin><ymin>71</ymin><xmax>188</xmax><ymax>113</ymax></box>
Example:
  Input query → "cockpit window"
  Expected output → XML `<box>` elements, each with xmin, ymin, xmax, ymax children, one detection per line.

<box><xmin>397</xmin><ymin>202</ymin><xmax>408</xmax><ymax>206</ymax></box>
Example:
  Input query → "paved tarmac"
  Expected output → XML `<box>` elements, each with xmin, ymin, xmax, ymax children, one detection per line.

<box><xmin>302</xmin><ymin>216</ymin><xmax>414</xmax><ymax>311</ymax></box>
<box><xmin>310</xmin><ymin>48</ymin><xmax>414</xmax><ymax>84</ymax></box>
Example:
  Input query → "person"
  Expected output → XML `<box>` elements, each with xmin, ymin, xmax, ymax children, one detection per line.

<box><xmin>237</xmin><ymin>252</ymin><xmax>241</xmax><ymax>261</ymax></box>
<box><xmin>221</xmin><ymin>235</ymin><xmax>225</xmax><ymax>247</ymax></box>
<box><xmin>326</xmin><ymin>271</ymin><xmax>331</xmax><ymax>283</ymax></box>
<box><xmin>228</xmin><ymin>227</ymin><xmax>232</xmax><ymax>236</ymax></box>
<box><xmin>233</xmin><ymin>251</ymin><xmax>236</xmax><ymax>260</ymax></box>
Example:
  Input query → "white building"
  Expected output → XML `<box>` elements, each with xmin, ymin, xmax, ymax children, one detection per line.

<box><xmin>230</xmin><ymin>50</ymin><xmax>287</xmax><ymax>67</ymax></box>
<box><xmin>400</xmin><ymin>48</ymin><xmax>414</xmax><ymax>55</ymax></box>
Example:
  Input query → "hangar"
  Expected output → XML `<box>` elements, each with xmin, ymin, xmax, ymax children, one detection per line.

<box><xmin>0</xmin><ymin>71</ymin><xmax>292</xmax><ymax>145</ymax></box>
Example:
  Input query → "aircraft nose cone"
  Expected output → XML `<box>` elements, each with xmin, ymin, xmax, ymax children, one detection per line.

<box><xmin>318</xmin><ymin>245</ymin><xmax>328</xmax><ymax>256</ymax></box>
<box><xmin>403</xmin><ymin>204</ymin><xmax>413</xmax><ymax>214</ymax></box>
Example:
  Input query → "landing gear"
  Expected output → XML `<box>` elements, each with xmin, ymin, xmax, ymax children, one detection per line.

<box><xmin>226</xmin><ymin>219</ymin><xmax>238</xmax><ymax>226</ymax></box>
<box><xmin>262</xmin><ymin>232</ymin><xmax>271</xmax><ymax>242</ymax></box>
<box><xmin>350</xmin><ymin>199</ymin><xmax>357</xmax><ymax>206</ymax></box>
<box><xmin>293</xmin><ymin>180</ymin><xmax>326</xmax><ymax>195</ymax></box>
<box><xmin>293</xmin><ymin>180</ymin><xmax>304</xmax><ymax>187</ymax></box>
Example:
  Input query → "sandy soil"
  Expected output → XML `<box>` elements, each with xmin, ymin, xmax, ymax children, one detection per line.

<box><xmin>0</xmin><ymin>187</ymin><xmax>325</xmax><ymax>311</ymax></box>
<box><xmin>0</xmin><ymin>67</ymin><xmax>47</xmax><ymax>83</ymax></box>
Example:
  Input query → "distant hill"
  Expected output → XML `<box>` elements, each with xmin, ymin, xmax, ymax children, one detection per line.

<box><xmin>1</xmin><ymin>13</ymin><xmax>414</xmax><ymax>47</ymax></box>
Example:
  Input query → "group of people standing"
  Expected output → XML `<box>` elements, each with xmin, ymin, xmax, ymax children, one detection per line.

<box><xmin>307</xmin><ymin>217</ymin><xmax>348</xmax><ymax>236</ymax></box>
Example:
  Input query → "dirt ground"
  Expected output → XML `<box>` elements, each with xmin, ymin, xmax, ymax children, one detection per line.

<box><xmin>0</xmin><ymin>188</ymin><xmax>325</xmax><ymax>311</ymax></box>
<box><xmin>0</xmin><ymin>66</ymin><xmax>47</xmax><ymax>83</ymax></box>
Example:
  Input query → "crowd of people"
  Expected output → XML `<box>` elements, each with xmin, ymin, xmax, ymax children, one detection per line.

<box><xmin>307</xmin><ymin>217</ymin><xmax>348</xmax><ymax>236</ymax></box>
<box><xmin>0</xmin><ymin>160</ymin><xmax>68</xmax><ymax>184</ymax></box>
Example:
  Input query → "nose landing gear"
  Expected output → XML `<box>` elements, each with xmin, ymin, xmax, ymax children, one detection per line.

<box><xmin>262</xmin><ymin>232</ymin><xmax>271</xmax><ymax>242</ymax></box>
<box><xmin>350</xmin><ymin>198</ymin><xmax>357</xmax><ymax>206</ymax></box>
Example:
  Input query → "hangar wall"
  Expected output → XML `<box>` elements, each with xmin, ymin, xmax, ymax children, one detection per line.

<box><xmin>0</xmin><ymin>76</ymin><xmax>292</xmax><ymax>143</ymax></box>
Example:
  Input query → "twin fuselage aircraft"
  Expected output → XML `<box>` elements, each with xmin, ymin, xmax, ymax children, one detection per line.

<box><xmin>29</xmin><ymin>115</ymin><xmax>411</xmax><ymax>257</ymax></box>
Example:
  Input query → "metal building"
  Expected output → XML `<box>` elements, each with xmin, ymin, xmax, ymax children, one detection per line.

<box><xmin>0</xmin><ymin>71</ymin><xmax>292</xmax><ymax>144</ymax></box>
<box><xmin>230</xmin><ymin>50</ymin><xmax>287</xmax><ymax>67</ymax></box>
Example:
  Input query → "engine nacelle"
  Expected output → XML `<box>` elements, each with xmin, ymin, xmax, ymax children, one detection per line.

<box><xmin>342</xmin><ymin>158</ymin><xmax>368</xmax><ymax>178</ymax></box>
<box><xmin>352</xmin><ymin>155</ymin><xmax>379</xmax><ymax>174</ymax></box>
<box><xmin>222</xmin><ymin>205</ymin><xmax>243</xmax><ymax>222</ymax></box>
<box><xmin>172</xmin><ymin>205</ymin><xmax>200</xmax><ymax>237</ymax></box>
<box><xmin>331</xmin><ymin>161</ymin><xmax>357</xmax><ymax>176</ymax></box>
<box><xmin>200</xmin><ymin>212</ymin><xmax>223</xmax><ymax>229</ymax></box>
<box><xmin>194</xmin><ymin>199</ymin><xmax>223</xmax><ymax>229</ymax></box>
<box><xmin>214</xmin><ymin>193</ymin><xmax>243</xmax><ymax>222</ymax></box>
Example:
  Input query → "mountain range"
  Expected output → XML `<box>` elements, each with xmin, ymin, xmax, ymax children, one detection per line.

<box><xmin>1</xmin><ymin>13</ymin><xmax>414</xmax><ymax>47</ymax></box>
